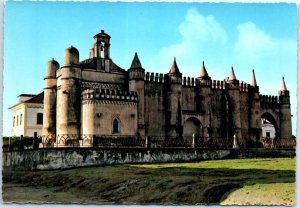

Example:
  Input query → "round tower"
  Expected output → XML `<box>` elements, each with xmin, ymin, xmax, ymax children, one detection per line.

<box><xmin>166</xmin><ymin>58</ymin><xmax>182</xmax><ymax>137</ymax></box>
<box><xmin>278</xmin><ymin>77</ymin><xmax>292</xmax><ymax>140</ymax></box>
<box><xmin>42</xmin><ymin>59</ymin><xmax>59</xmax><ymax>138</ymax></box>
<box><xmin>196</xmin><ymin>61</ymin><xmax>212</xmax><ymax>139</ymax></box>
<box><xmin>128</xmin><ymin>52</ymin><xmax>145</xmax><ymax>139</ymax></box>
<box><xmin>226</xmin><ymin>67</ymin><xmax>242</xmax><ymax>146</ymax></box>
<box><xmin>56</xmin><ymin>46</ymin><xmax>82</xmax><ymax>144</ymax></box>
<box><xmin>249</xmin><ymin>69</ymin><xmax>262</xmax><ymax>143</ymax></box>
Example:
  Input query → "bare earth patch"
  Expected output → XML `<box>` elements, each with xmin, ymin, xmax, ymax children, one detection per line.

<box><xmin>2</xmin><ymin>158</ymin><xmax>295</xmax><ymax>205</ymax></box>
<box><xmin>221</xmin><ymin>183</ymin><xmax>295</xmax><ymax>206</ymax></box>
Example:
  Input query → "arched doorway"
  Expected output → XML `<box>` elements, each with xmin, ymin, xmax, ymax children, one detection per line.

<box><xmin>183</xmin><ymin>117</ymin><xmax>202</xmax><ymax>137</ymax></box>
<box><xmin>261</xmin><ymin>112</ymin><xmax>278</xmax><ymax>140</ymax></box>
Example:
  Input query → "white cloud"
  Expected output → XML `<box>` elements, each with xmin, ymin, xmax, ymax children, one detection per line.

<box><xmin>234</xmin><ymin>21</ymin><xmax>295</xmax><ymax>66</ymax></box>
<box><xmin>146</xmin><ymin>8</ymin><xmax>228</xmax><ymax>77</ymax></box>
<box><xmin>178</xmin><ymin>8</ymin><xmax>227</xmax><ymax>44</ymax></box>
<box><xmin>235</xmin><ymin>22</ymin><xmax>275</xmax><ymax>55</ymax></box>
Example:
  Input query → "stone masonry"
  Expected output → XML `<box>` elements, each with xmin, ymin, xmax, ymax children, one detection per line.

<box><xmin>42</xmin><ymin>30</ymin><xmax>292</xmax><ymax>148</ymax></box>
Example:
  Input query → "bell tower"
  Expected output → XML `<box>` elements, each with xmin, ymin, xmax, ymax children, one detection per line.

<box><xmin>91</xmin><ymin>30</ymin><xmax>111</xmax><ymax>71</ymax></box>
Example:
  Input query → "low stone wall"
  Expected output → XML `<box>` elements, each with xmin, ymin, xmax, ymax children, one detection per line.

<box><xmin>2</xmin><ymin>148</ymin><xmax>295</xmax><ymax>171</ymax></box>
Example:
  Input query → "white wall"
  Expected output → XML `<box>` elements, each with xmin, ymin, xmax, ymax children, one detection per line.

<box><xmin>262</xmin><ymin>123</ymin><xmax>276</xmax><ymax>139</ymax></box>
<box><xmin>10</xmin><ymin>103</ymin><xmax>43</xmax><ymax>137</ymax></box>
<box><xmin>25</xmin><ymin>105</ymin><xmax>44</xmax><ymax>137</ymax></box>
<box><xmin>11</xmin><ymin>105</ymin><xmax>25</xmax><ymax>136</ymax></box>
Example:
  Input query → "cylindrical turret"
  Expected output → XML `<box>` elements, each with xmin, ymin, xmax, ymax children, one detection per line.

<box><xmin>56</xmin><ymin>46</ymin><xmax>81</xmax><ymax>144</ymax></box>
<box><xmin>42</xmin><ymin>59</ymin><xmax>59</xmax><ymax>137</ymax></box>
<box><xmin>128</xmin><ymin>53</ymin><xmax>145</xmax><ymax>139</ymax></box>
<box><xmin>166</xmin><ymin>58</ymin><xmax>182</xmax><ymax>137</ymax></box>
<box><xmin>249</xmin><ymin>69</ymin><xmax>262</xmax><ymax>142</ymax></box>
<box><xmin>64</xmin><ymin>46</ymin><xmax>79</xmax><ymax>65</ymax></box>
<box><xmin>278</xmin><ymin>77</ymin><xmax>292</xmax><ymax>140</ymax></box>
<box><xmin>226</xmin><ymin>67</ymin><xmax>242</xmax><ymax>146</ymax></box>
<box><xmin>196</xmin><ymin>61</ymin><xmax>212</xmax><ymax>139</ymax></box>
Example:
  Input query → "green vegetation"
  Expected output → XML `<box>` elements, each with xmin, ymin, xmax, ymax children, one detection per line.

<box><xmin>3</xmin><ymin>158</ymin><xmax>295</xmax><ymax>205</ymax></box>
<box><xmin>2</xmin><ymin>136</ymin><xmax>19</xmax><ymax>145</ymax></box>
<box><xmin>2</xmin><ymin>136</ymin><xmax>39</xmax><ymax>149</ymax></box>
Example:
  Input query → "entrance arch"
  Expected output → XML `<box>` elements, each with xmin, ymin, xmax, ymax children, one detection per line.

<box><xmin>183</xmin><ymin>117</ymin><xmax>202</xmax><ymax>137</ymax></box>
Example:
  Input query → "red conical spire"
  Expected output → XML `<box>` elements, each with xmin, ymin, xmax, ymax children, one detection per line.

<box><xmin>251</xmin><ymin>69</ymin><xmax>257</xmax><ymax>86</ymax></box>
<box><xmin>199</xmin><ymin>61</ymin><xmax>210</xmax><ymax>78</ymax></box>
<box><xmin>169</xmin><ymin>57</ymin><xmax>181</xmax><ymax>74</ymax></box>
<box><xmin>229</xmin><ymin>66</ymin><xmax>237</xmax><ymax>81</ymax></box>
<box><xmin>280</xmin><ymin>77</ymin><xmax>288</xmax><ymax>91</ymax></box>
<box><xmin>130</xmin><ymin>52</ymin><xmax>142</xmax><ymax>68</ymax></box>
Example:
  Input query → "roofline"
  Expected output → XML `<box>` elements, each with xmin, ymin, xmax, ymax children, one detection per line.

<box><xmin>8</xmin><ymin>102</ymin><xmax>25</xmax><ymax>110</ymax></box>
<box><xmin>18</xmin><ymin>94</ymin><xmax>36</xmax><ymax>97</ymax></box>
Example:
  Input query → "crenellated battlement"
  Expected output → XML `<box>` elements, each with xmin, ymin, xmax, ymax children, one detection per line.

<box><xmin>182</xmin><ymin>76</ymin><xmax>196</xmax><ymax>87</ymax></box>
<box><xmin>82</xmin><ymin>88</ymin><xmax>138</xmax><ymax>102</ymax></box>
<box><xmin>128</xmin><ymin>68</ymin><xmax>145</xmax><ymax>80</ymax></box>
<box><xmin>239</xmin><ymin>82</ymin><xmax>250</xmax><ymax>92</ymax></box>
<box><xmin>211</xmin><ymin>80</ymin><xmax>226</xmax><ymax>90</ymax></box>
<box><xmin>145</xmin><ymin>72</ymin><xmax>165</xmax><ymax>83</ymax></box>
<box><xmin>260</xmin><ymin>94</ymin><xmax>278</xmax><ymax>104</ymax></box>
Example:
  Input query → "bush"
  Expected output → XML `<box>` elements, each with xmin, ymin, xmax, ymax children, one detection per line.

<box><xmin>2</xmin><ymin>136</ymin><xmax>41</xmax><ymax>150</ymax></box>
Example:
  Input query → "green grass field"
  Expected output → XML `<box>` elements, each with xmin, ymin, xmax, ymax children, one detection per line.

<box><xmin>3</xmin><ymin>157</ymin><xmax>295</xmax><ymax>205</ymax></box>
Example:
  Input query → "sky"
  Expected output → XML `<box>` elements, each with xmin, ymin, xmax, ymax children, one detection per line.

<box><xmin>2</xmin><ymin>1</ymin><xmax>298</xmax><ymax>136</ymax></box>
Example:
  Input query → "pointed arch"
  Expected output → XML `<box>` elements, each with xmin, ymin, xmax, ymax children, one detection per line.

<box><xmin>112</xmin><ymin>117</ymin><xmax>121</xmax><ymax>134</ymax></box>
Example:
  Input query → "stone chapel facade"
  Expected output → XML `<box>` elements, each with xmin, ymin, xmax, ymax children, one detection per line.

<box><xmin>42</xmin><ymin>30</ymin><xmax>292</xmax><ymax>147</ymax></box>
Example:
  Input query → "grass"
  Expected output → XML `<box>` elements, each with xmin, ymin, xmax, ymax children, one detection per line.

<box><xmin>3</xmin><ymin>157</ymin><xmax>295</xmax><ymax>205</ymax></box>
<box><xmin>132</xmin><ymin>157</ymin><xmax>295</xmax><ymax>171</ymax></box>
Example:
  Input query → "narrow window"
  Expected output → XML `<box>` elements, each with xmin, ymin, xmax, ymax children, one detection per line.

<box><xmin>20</xmin><ymin>114</ymin><xmax>22</xmax><ymax>125</ymax></box>
<box><xmin>13</xmin><ymin>116</ymin><xmax>15</xmax><ymax>127</ymax></box>
<box><xmin>37</xmin><ymin>113</ymin><xmax>43</xmax><ymax>125</ymax></box>
<box><xmin>16</xmin><ymin>115</ymin><xmax>19</xmax><ymax>126</ymax></box>
<box><xmin>112</xmin><ymin>118</ymin><xmax>120</xmax><ymax>133</ymax></box>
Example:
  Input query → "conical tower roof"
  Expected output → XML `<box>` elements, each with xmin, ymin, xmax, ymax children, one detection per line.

<box><xmin>199</xmin><ymin>61</ymin><xmax>210</xmax><ymax>78</ymax></box>
<box><xmin>130</xmin><ymin>52</ymin><xmax>142</xmax><ymax>68</ymax></box>
<box><xmin>280</xmin><ymin>77</ymin><xmax>288</xmax><ymax>91</ymax></box>
<box><xmin>251</xmin><ymin>69</ymin><xmax>257</xmax><ymax>86</ymax></box>
<box><xmin>229</xmin><ymin>66</ymin><xmax>237</xmax><ymax>81</ymax></box>
<box><xmin>169</xmin><ymin>57</ymin><xmax>181</xmax><ymax>74</ymax></box>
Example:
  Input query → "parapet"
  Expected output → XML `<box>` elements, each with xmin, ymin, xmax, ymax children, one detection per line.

<box><xmin>211</xmin><ymin>80</ymin><xmax>226</xmax><ymax>90</ymax></box>
<box><xmin>260</xmin><ymin>94</ymin><xmax>278</xmax><ymax>104</ymax></box>
<box><xmin>145</xmin><ymin>72</ymin><xmax>165</xmax><ymax>83</ymax></box>
<box><xmin>182</xmin><ymin>76</ymin><xmax>197</xmax><ymax>87</ymax></box>
<box><xmin>239</xmin><ymin>82</ymin><xmax>250</xmax><ymax>92</ymax></box>
<box><xmin>82</xmin><ymin>88</ymin><xmax>138</xmax><ymax>102</ymax></box>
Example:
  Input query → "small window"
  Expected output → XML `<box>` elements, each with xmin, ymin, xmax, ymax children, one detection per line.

<box><xmin>20</xmin><ymin>114</ymin><xmax>22</xmax><ymax>125</ymax></box>
<box><xmin>266</xmin><ymin>132</ymin><xmax>270</xmax><ymax>138</ymax></box>
<box><xmin>37</xmin><ymin>113</ymin><xmax>43</xmax><ymax>125</ymax></box>
<box><xmin>16</xmin><ymin>115</ymin><xmax>19</xmax><ymax>126</ymax></box>
<box><xmin>112</xmin><ymin>118</ymin><xmax>120</xmax><ymax>134</ymax></box>
<box><xmin>13</xmin><ymin>116</ymin><xmax>15</xmax><ymax>127</ymax></box>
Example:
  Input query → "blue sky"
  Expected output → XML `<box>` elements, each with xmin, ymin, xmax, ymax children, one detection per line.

<box><xmin>3</xmin><ymin>1</ymin><xmax>297</xmax><ymax>136</ymax></box>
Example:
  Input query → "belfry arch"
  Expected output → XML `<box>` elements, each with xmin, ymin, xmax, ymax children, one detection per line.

<box><xmin>183</xmin><ymin>117</ymin><xmax>202</xmax><ymax>137</ymax></box>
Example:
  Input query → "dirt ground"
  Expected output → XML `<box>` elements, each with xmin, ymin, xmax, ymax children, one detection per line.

<box><xmin>2</xmin><ymin>158</ymin><xmax>295</xmax><ymax>205</ymax></box>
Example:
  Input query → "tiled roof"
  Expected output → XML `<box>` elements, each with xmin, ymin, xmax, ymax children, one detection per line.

<box><xmin>24</xmin><ymin>92</ymin><xmax>44</xmax><ymax>104</ymax></box>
